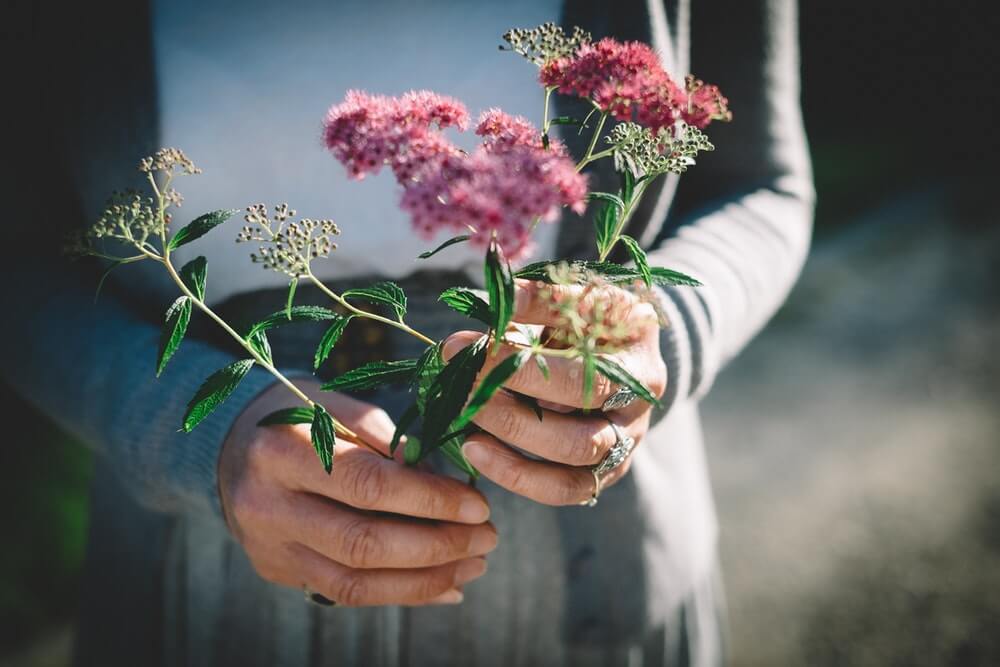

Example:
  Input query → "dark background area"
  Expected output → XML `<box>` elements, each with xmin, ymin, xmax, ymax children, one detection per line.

<box><xmin>1</xmin><ymin>1</ymin><xmax>998</xmax><ymax>664</ymax></box>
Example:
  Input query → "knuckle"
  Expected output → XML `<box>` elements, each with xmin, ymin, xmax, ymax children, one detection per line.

<box><xmin>503</xmin><ymin>459</ymin><xmax>530</xmax><ymax>494</ymax></box>
<box><xmin>342</xmin><ymin>458</ymin><xmax>389</xmax><ymax>509</ymax></box>
<box><xmin>416</xmin><ymin>569</ymin><xmax>452</xmax><ymax>601</ymax></box>
<box><xmin>229</xmin><ymin>481</ymin><xmax>270</xmax><ymax>529</ymax></box>
<box><xmin>329</xmin><ymin>571</ymin><xmax>369</xmax><ymax>607</ymax></box>
<box><xmin>414</xmin><ymin>481</ymin><xmax>457</xmax><ymax>520</ymax></box>
<box><xmin>650</xmin><ymin>359</ymin><xmax>667</xmax><ymax>398</ymax></box>
<box><xmin>591</xmin><ymin>373</ymin><xmax>615</xmax><ymax>402</ymax></box>
<box><xmin>496</xmin><ymin>407</ymin><xmax>528</xmax><ymax>444</ymax></box>
<box><xmin>340</xmin><ymin>518</ymin><xmax>385</xmax><ymax>567</ymax></box>
<box><xmin>559</xmin><ymin>472</ymin><xmax>590</xmax><ymax>505</ymax></box>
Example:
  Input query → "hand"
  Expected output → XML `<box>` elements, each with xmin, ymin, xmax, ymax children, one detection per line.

<box><xmin>218</xmin><ymin>379</ymin><xmax>497</xmax><ymax>607</ymax></box>
<box><xmin>444</xmin><ymin>279</ymin><xmax>666</xmax><ymax>506</ymax></box>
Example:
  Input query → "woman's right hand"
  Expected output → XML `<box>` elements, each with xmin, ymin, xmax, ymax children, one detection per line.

<box><xmin>218</xmin><ymin>379</ymin><xmax>497</xmax><ymax>607</ymax></box>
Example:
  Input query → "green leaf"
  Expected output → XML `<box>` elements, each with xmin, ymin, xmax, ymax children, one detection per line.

<box><xmin>182</xmin><ymin>359</ymin><xmax>255</xmax><ymax>432</ymax></box>
<box><xmin>258</xmin><ymin>406</ymin><xmax>315</xmax><ymax>427</ymax></box>
<box><xmin>439</xmin><ymin>439</ymin><xmax>479</xmax><ymax>478</ymax></box>
<box><xmin>439</xmin><ymin>287</ymin><xmax>491</xmax><ymax>325</ymax></box>
<box><xmin>593</xmin><ymin>355</ymin><xmax>661</xmax><ymax>407</ymax></box>
<box><xmin>321</xmin><ymin>359</ymin><xmax>420</xmax><ymax>392</ymax></box>
<box><xmin>168</xmin><ymin>209</ymin><xmax>240</xmax><ymax>250</ymax></box>
<box><xmin>621</xmin><ymin>168</ymin><xmax>635</xmax><ymax>205</ymax></box>
<box><xmin>310</xmin><ymin>404</ymin><xmax>336</xmax><ymax>473</ymax></box>
<box><xmin>650</xmin><ymin>266</ymin><xmax>702</xmax><ymax>287</ymax></box>
<box><xmin>403</xmin><ymin>434</ymin><xmax>422</xmax><ymax>465</ymax></box>
<box><xmin>593</xmin><ymin>202</ymin><xmax>619</xmax><ymax>259</ymax></box>
<box><xmin>453</xmin><ymin>349</ymin><xmax>530</xmax><ymax>430</ymax></box>
<box><xmin>247</xmin><ymin>329</ymin><xmax>273</xmax><ymax>365</ymax></box>
<box><xmin>313</xmin><ymin>314</ymin><xmax>354</xmax><ymax>371</ymax></box>
<box><xmin>179</xmin><ymin>256</ymin><xmax>207</xmax><ymax>300</ymax></box>
<box><xmin>587</xmin><ymin>192</ymin><xmax>626</xmax><ymax>212</ymax></box>
<box><xmin>549</xmin><ymin>115</ymin><xmax>584</xmax><ymax>126</ymax></box>
<box><xmin>420</xmin><ymin>336</ymin><xmax>488</xmax><ymax>451</ymax></box>
<box><xmin>484</xmin><ymin>239</ymin><xmax>515</xmax><ymax>337</ymax></box>
<box><xmin>619</xmin><ymin>235</ymin><xmax>652</xmax><ymax>287</ymax></box>
<box><xmin>249</xmin><ymin>305</ymin><xmax>340</xmax><ymax>337</ymax></box>
<box><xmin>418</xmin><ymin>234</ymin><xmax>471</xmax><ymax>259</ymax></box>
<box><xmin>514</xmin><ymin>260</ymin><xmax>702</xmax><ymax>288</ymax></box>
<box><xmin>342</xmin><ymin>281</ymin><xmax>407</xmax><ymax>321</ymax></box>
<box><xmin>390</xmin><ymin>403</ymin><xmax>421</xmax><ymax>456</ymax></box>
<box><xmin>534</xmin><ymin>354</ymin><xmax>550</xmax><ymax>381</ymax></box>
<box><xmin>156</xmin><ymin>296</ymin><xmax>192</xmax><ymax>377</ymax></box>
<box><xmin>285</xmin><ymin>278</ymin><xmax>298</xmax><ymax>320</ymax></box>
<box><xmin>413</xmin><ymin>343</ymin><xmax>445</xmax><ymax>414</ymax></box>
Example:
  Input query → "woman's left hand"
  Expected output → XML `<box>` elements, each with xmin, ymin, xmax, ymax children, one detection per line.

<box><xmin>442</xmin><ymin>279</ymin><xmax>666</xmax><ymax>506</ymax></box>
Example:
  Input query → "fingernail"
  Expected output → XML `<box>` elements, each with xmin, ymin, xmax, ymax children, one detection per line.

<box><xmin>469</xmin><ymin>526</ymin><xmax>498</xmax><ymax>554</ymax></box>
<box><xmin>462</xmin><ymin>440</ymin><xmax>486</xmax><ymax>466</ymax></box>
<box><xmin>432</xmin><ymin>589</ymin><xmax>464</xmax><ymax>605</ymax></box>
<box><xmin>459</xmin><ymin>496</ymin><xmax>489</xmax><ymax>523</ymax></box>
<box><xmin>454</xmin><ymin>558</ymin><xmax>488</xmax><ymax>586</ymax></box>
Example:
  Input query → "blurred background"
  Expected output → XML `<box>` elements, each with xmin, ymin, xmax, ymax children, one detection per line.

<box><xmin>2</xmin><ymin>1</ymin><xmax>998</xmax><ymax>665</ymax></box>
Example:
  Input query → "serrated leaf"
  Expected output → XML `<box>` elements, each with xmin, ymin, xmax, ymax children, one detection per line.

<box><xmin>322</xmin><ymin>358</ymin><xmax>420</xmax><ymax>392</ymax></box>
<box><xmin>593</xmin><ymin>201</ymin><xmax>619</xmax><ymax>259</ymax></box>
<box><xmin>650</xmin><ymin>266</ymin><xmax>702</xmax><ymax>287</ymax></box>
<box><xmin>418</xmin><ymin>234</ymin><xmax>471</xmax><ymax>259</ymax></box>
<box><xmin>313</xmin><ymin>314</ymin><xmax>353</xmax><ymax>371</ymax></box>
<box><xmin>342</xmin><ymin>281</ymin><xmax>407</xmax><ymax>321</ymax></box>
<box><xmin>534</xmin><ymin>353</ymin><xmax>550</xmax><ymax>381</ymax></box>
<box><xmin>247</xmin><ymin>329</ymin><xmax>272</xmax><ymax>365</ymax></box>
<box><xmin>593</xmin><ymin>355</ymin><xmax>661</xmax><ymax>407</ymax></box>
<box><xmin>179</xmin><ymin>256</ymin><xmax>207</xmax><ymax>300</ymax></box>
<box><xmin>285</xmin><ymin>278</ymin><xmax>298</xmax><ymax>320</ymax></box>
<box><xmin>439</xmin><ymin>439</ymin><xmax>479</xmax><ymax>477</ymax></box>
<box><xmin>156</xmin><ymin>296</ymin><xmax>191</xmax><ymax>376</ymax></box>
<box><xmin>310</xmin><ymin>404</ymin><xmax>336</xmax><ymax>473</ymax></box>
<box><xmin>484</xmin><ymin>240</ymin><xmax>515</xmax><ymax>337</ymax></box>
<box><xmin>621</xmin><ymin>168</ymin><xmax>635</xmax><ymax>205</ymax></box>
<box><xmin>439</xmin><ymin>287</ymin><xmax>491</xmax><ymax>325</ymax></box>
<box><xmin>420</xmin><ymin>336</ymin><xmax>488</xmax><ymax>452</ymax></box>
<box><xmin>413</xmin><ymin>343</ymin><xmax>445</xmax><ymax>414</ymax></box>
<box><xmin>249</xmin><ymin>305</ymin><xmax>340</xmax><ymax>337</ymax></box>
<box><xmin>390</xmin><ymin>402</ymin><xmax>420</xmax><ymax>456</ymax></box>
<box><xmin>168</xmin><ymin>209</ymin><xmax>240</xmax><ymax>250</ymax></box>
<box><xmin>620</xmin><ymin>235</ymin><xmax>652</xmax><ymax>287</ymax></box>
<box><xmin>182</xmin><ymin>359</ymin><xmax>255</xmax><ymax>432</ymax></box>
<box><xmin>453</xmin><ymin>349</ymin><xmax>530</xmax><ymax>430</ymax></box>
<box><xmin>258</xmin><ymin>406</ymin><xmax>315</xmax><ymax>427</ymax></box>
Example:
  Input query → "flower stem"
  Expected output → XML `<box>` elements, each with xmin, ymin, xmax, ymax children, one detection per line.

<box><xmin>576</xmin><ymin>112</ymin><xmax>608</xmax><ymax>172</ymax></box>
<box><xmin>598</xmin><ymin>177</ymin><xmax>653</xmax><ymax>261</ymax></box>
<box><xmin>305</xmin><ymin>272</ymin><xmax>437</xmax><ymax>347</ymax></box>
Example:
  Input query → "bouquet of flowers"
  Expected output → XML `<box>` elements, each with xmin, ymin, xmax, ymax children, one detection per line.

<box><xmin>68</xmin><ymin>24</ymin><xmax>730</xmax><ymax>476</ymax></box>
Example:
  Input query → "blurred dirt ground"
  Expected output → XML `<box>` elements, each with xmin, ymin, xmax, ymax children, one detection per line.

<box><xmin>703</xmin><ymin>189</ymin><xmax>1000</xmax><ymax>666</ymax></box>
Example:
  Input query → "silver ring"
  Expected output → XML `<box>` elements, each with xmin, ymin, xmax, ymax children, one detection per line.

<box><xmin>579</xmin><ymin>419</ymin><xmax>635</xmax><ymax>508</ymax></box>
<box><xmin>303</xmin><ymin>586</ymin><xmax>336</xmax><ymax>607</ymax></box>
<box><xmin>602</xmin><ymin>387</ymin><xmax>638</xmax><ymax>412</ymax></box>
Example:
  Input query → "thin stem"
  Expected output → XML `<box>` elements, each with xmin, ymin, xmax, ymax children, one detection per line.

<box><xmin>598</xmin><ymin>177</ymin><xmax>653</xmax><ymax>261</ymax></box>
<box><xmin>576</xmin><ymin>112</ymin><xmax>608</xmax><ymax>172</ymax></box>
<box><xmin>306</xmin><ymin>271</ymin><xmax>437</xmax><ymax>347</ymax></box>
<box><xmin>541</xmin><ymin>86</ymin><xmax>556</xmax><ymax>135</ymax></box>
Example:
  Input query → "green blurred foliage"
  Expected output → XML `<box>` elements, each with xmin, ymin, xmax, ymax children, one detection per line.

<box><xmin>0</xmin><ymin>385</ymin><xmax>92</xmax><ymax>654</ymax></box>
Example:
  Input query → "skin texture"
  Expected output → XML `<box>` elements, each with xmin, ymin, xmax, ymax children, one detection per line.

<box><xmin>219</xmin><ymin>379</ymin><xmax>497</xmax><ymax>607</ymax></box>
<box><xmin>445</xmin><ymin>280</ymin><xmax>666</xmax><ymax>506</ymax></box>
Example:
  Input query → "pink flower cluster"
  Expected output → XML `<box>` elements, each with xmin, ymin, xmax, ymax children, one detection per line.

<box><xmin>322</xmin><ymin>90</ymin><xmax>468</xmax><ymax>181</ymax></box>
<box><xmin>540</xmin><ymin>38</ymin><xmax>730</xmax><ymax>132</ymax></box>
<box><xmin>324</xmin><ymin>94</ymin><xmax>586</xmax><ymax>261</ymax></box>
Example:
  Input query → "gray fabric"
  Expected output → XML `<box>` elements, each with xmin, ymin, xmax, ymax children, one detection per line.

<box><xmin>0</xmin><ymin>0</ymin><xmax>812</xmax><ymax>665</ymax></box>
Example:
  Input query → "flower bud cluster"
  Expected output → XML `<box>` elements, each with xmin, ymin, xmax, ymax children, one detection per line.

<box><xmin>237</xmin><ymin>203</ymin><xmax>340</xmax><ymax>277</ymax></box>
<box><xmin>608</xmin><ymin>121</ymin><xmax>714</xmax><ymax>177</ymax></box>
<box><xmin>538</xmin><ymin>263</ymin><xmax>633</xmax><ymax>355</ymax></box>
<box><xmin>138</xmin><ymin>147</ymin><xmax>202</xmax><ymax>176</ymax></box>
<box><xmin>500</xmin><ymin>22</ymin><xmax>591</xmax><ymax>66</ymax></box>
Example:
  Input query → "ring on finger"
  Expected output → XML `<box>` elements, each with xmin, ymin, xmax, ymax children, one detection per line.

<box><xmin>601</xmin><ymin>387</ymin><xmax>638</xmax><ymax>412</ymax></box>
<box><xmin>579</xmin><ymin>418</ymin><xmax>636</xmax><ymax>508</ymax></box>
<box><xmin>303</xmin><ymin>585</ymin><xmax>337</xmax><ymax>607</ymax></box>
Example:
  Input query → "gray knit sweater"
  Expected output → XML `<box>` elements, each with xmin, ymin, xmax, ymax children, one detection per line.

<box><xmin>1</xmin><ymin>1</ymin><xmax>812</xmax><ymax>665</ymax></box>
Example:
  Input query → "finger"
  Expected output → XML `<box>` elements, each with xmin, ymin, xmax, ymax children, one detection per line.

<box><xmin>287</xmin><ymin>493</ymin><xmax>497</xmax><ymax>569</ymax></box>
<box><xmin>294</xmin><ymin>544</ymin><xmax>488</xmax><ymax>607</ymax></box>
<box><xmin>469</xmin><ymin>390</ymin><xmax>617</xmax><ymax>465</ymax></box>
<box><xmin>512</xmin><ymin>279</ymin><xmax>658</xmax><ymax>329</ymax></box>
<box><xmin>264</xmin><ymin>435</ymin><xmax>491</xmax><ymax>523</ymax></box>
<box><xmin>317</xmin><ymin>392</ymin><xmax>396</xmax><ymax>455</ymax></box>
<box><xmin>443</xmin><ymin>332</ymin><xmax>643</xmax><ymax>410</ymax></box>
<box><xmin>461</xmin><ymin>434</ymin><xmax>598</xmax><ymax>506</ymax></box>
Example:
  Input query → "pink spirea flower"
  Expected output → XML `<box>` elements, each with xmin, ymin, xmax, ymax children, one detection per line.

<box><xmin>323</xmin><ymin>90</ymin><xmax>468</xmax><ymax>180</ymax></box>
<box><xmin>325</xmin><ymin>97</ymin><xmax>585</xmax><ymax>261</ymax></box>
<box><xmin>678</xmin><ymin>77</ymin><xmax>732</xmax><ymax>129</ymax></box>
<box><xmin>540</xmin><ymin>37</ymin><xmax>729</xmax><ymax>133</ymax></box>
